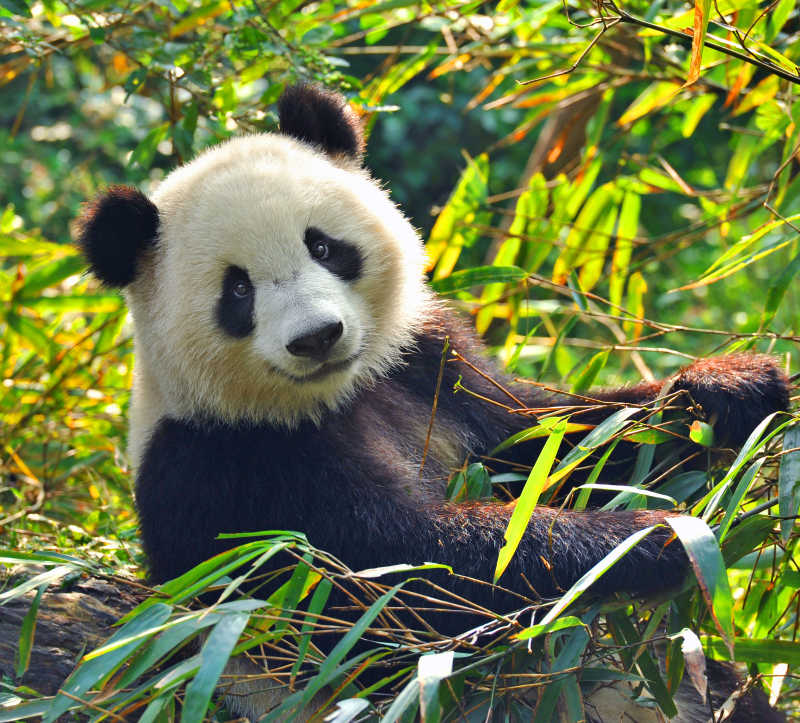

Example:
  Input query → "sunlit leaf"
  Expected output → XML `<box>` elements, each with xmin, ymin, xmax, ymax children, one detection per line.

<box><xmin>495</xmin><ymin>418</ymin><xmax>566</xmax><ymax>582</ymax></box>
<box><xmin>685</xmin><ymin>0</ymin><xmax>711</xmax><ymax>86</ymax></box>
<box><xmin>616</xmin><ymin>82</ymin><xmax>682</xmax><ymax>126</ymax></box>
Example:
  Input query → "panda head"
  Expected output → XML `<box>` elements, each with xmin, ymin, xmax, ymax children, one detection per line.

<box><xmin>77</xmin><ymin>85</ymin><xmax>430</xmax><ymax>434</ymax></box>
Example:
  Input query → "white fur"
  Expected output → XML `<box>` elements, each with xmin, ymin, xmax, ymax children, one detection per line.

<box><xmin>126</xmin><ymin>133</ymin><xmax>431</xmax><ymax>466</ymax></box>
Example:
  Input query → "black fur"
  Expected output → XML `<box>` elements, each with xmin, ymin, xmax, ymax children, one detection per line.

<box><xmin>671</xmin><ymin>354</ymin><xmax>790</xmax><ymax>446</ymax></box>
<box><xmin>137</xmin><ymin>308</ymin><xmax>792</xmax><ymax>611</ymax></box>
<box><xmin>215</xmin><ymin>265</ymin><xmax>255</xmax><ymax>338</ymax></box>
<box><xmin>278</xmin><ymin>85</ymin><xmax>365</xmax><ymax>161</ymax></box>
<box><xmin>137</xmin><ymin>417</ymin><xmax>686</xmax><ymax>607</ymax></box>
<box><xmin>76</xmin><ymin>186</ymin><xmax>158</xmax><ymax>287</ymax></box>
<box><xmin>304</xmin><ymin>227</ymin><xmax>363</xmax><ymax>281</ymax></box>
<box><xmin>137</xmin><ymin>309</ymin><xmax>694</xmax><ymax>604</ymax></box>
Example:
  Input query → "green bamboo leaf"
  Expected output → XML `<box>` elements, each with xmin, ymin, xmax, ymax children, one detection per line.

<box><xmin>19</xmin><ymin>294</ymin><xmax>122</xmax><ymax>313</ymax></box>
<box><xmin>476</xmin><ymin>173</ymin><xmax>548</xmax><ymax>333</ymax></box>
<box><xmin>574</xmin><ymin>439</ymin><xmax>620</xmax><ymax>510</ymax></box>
<box><xmin>379</xmin><ymin>676</ymin><xmax>420</xmax><ymax>723</ymax></box>
<box><xmin>0</xmin><ymin>700</ymin><xmax>53</xmax><ymax>722</ymax></box>
<box><xmin>116</xmin><ymin>614</ymin><xmax>217</xmax><ymax>688</ymax></box>
<box><xmin>429</xmin><ymin>265</ymin><xmax>527</xmax><ymax>293</ymax></box>
<box><xmin>181</xmin><ymin>611</ymin><xmax>250</xmax><ymax>723</ymax></box>
<box><xmin>122</xmin><ymin>539</ymin><xmax>294</xmax><ymax>619</ymax></box>
<box><xmin>623</xmin><ymin>272</ymin><xmax>647</xmax><ymax>339</ymax></box>
<box><xmin>513</xmin><ymin>615</ymin><xmax>585</xmax><ymax>641</ymax></box>
<box><xmin>681</xmin><ymin>94</ymin><xmax>716</xmax><ymax>137</ymax></box>
<box><xmin>44</xmin><ymin>603</ymin><xmax>173</xmax><ymax>723</ymax></box>
<box><xmin>290</xmin><ymin>577</ymin><xmax>332</xmax><ymax>678</ymax></box>
<box><xmin>721</xmin><ymin>515</ymin><xmax>775</xmax><ymax>567</ymax></box>
<box><xmin>689</xmin><ymin>420</ymin><xmax>714</xmax><ymax>447</ymax></box>
<box><xmin>763</xmin><ymin>249</ymin><xmax>800</xmax><ymax>326</ymax></box>
<box><xmin>609</xmin><ymin>190</ymin><xmax>640</xmax><ymax>308</ymax></box>
<box><xmin>538</xmin><ymin>526</ymin><xmax>658</xmax><ymax>627</ymax></box>
<box><xmin>0</xmin><ymin>0</ymin><xmax>31</xmax><ymax>16</ymax></box>
<box><xmin>724</xmin><ymin>129</ymin><xmax>758</xmax><ymax>192</ymax></box>
<box><xmin>607</xmin><ymin>610</ymin><xmax>678</xmax><ymax>717</ymax></box>
<box><xmin>703</xmin><ymin>636</ymin><xmax>800</xmax><ymax>665</ymax></box>
<box><xmin>266</xmin><ymin>584</ymin><xmax>405</xmax><ymax>719</ymax></box>
<box><xmin>129</xmin><ymin>123</ymin><xmax>170</xmax><ymax>169</ymax></box>
<box><xmin>778</xmin><ymin>425</ymin><xmax>800</xmax><ymax>542</ymax></box>
<box><xmin>425</xmin><ymin>154</ymin><xmax>489</xmax><ymax>278</ymax></box>
<box><xmin>15</xmin><ymin>584</ymin><xmax>44</xmax><ymax>677</ymax></box>
<box><xmin>0</xmin><ymin>565</ymin><xmax>74</xmax><ymax>603</ymax></box>
<box><xmin>666</xmin><ymin>516</ymin><xmax>734</xmax><ymax>656</ymax></box>
<box><xmin>570</xmin><ymin>350</ymin><xmax>609</xmax><ymax>394</ymax></box>
<box><xmin>490</xmin><ymin>415</ymin><xmax>576</xmax><ymax>455</ymax></box>
<box><xmin>5</xmin><ymin>313</ymin><xmax>54</xmax><ymax>360</ymax></box>
<box><xmin>0</xmin><ymin>234</ymin><xmax>65</xmax><ymax>256</ymax></box>
<box><xmin>362</xmin><ymin>43</ymin><xmax>436</xmax><ymax>106</ymax></box>
<box><xmin>578</xmin><ymin>203</ymin><xmax>618</xmax><ymax>291</ymax></box>
<box><xmin>17</xmin><ymin>254</ymin><xmax>85</xmax><ymax>296</ymax></box>
<box><xmin>717</xmin><ymin>458</ymin><xmax>764</xmax><ymax>541</ymax></box>
<box><xmin>696</xmin><ymin>413</ymin><xmax>783</xmax><ymax>521</ymax></box>
<box><xmin>495</xmin><ymin>419</ymin><xmax>566</xmax><ymax>582</ymax></box>
<box><xmin>550</xmin><ymin>406</ymin><xmax>641</xmax><ymax>483</ymax></box>
<box><xmin>552</xmin><ymin>183</ymin><xmax>616</xmax><ymax>284</ymax></box>
<box><xmin>616</xmin><ymin>82</ymin><xmax>682</xmax><ymax>126</ymax></box>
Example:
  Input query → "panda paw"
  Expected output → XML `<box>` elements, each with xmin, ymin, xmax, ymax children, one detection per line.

<box><xmin>670</xmin><ymin>354</ymin><xmax>791</xmax><ymax>447</ymax></box>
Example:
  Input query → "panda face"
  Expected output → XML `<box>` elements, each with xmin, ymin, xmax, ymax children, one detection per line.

<box><xmin>123</xmin><ymin>133</ymin><xmax>429</xmax><ymax>441</ymax></box>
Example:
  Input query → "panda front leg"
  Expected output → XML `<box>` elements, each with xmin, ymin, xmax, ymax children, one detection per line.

<box><xmin>136</xmin><ymin>417</ymin><xmax>687</xmax><ymax>610</ymax></box>
<box><xmin>412</xmin><ymin>311</ymin><xmax>791</xmax><ymax>469</ymax></box>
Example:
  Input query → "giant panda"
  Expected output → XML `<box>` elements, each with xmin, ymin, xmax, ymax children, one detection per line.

<box><xmin>76</xmin><ymin>85</ymin><xmax>789</xmax><ymax>720</ymax></box>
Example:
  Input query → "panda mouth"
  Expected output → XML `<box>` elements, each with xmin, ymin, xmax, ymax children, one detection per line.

<box><xmin>285</xmin><ymin>355</ymin><xmax>358</xmax><ymax>383</ymax></box>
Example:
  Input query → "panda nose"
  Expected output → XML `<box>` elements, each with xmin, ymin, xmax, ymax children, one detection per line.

<box><xmin>286</xmin><ymin>321</ymin><xmax>343</xmax><ymax>361</ymax></box>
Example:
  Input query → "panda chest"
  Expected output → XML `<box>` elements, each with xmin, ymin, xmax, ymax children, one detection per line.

<box><xmin>344</xmin><ymin>394</ymin><xmax>468</xmax><ymax>499</ymax></box>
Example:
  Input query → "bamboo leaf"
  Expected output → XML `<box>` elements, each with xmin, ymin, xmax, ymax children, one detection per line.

<box><xmin>552</xmin><ymin>183</ymin><xmax>616</xmax><ymax>284</ymax></box>
<box><xmin>550</xmin><ymin>407</ymin><xmax>641</xmax><ymax>483</ymax></box>
<box><xmin>717</xmin><ymin>458</ymin><xmax>764</xmax><ymax>542</ymax></box>
<box><xmin>17</xmin><ymin>254</ymin><xmax>85</xmax><ymax>296</ymax></box>
<box><xmin>666</xmin><ymin>516</ymin><xmax>734</xmax><ymax>656</ymax></box>
<box><xmin>689</xmin><ymin>420</ymin><xmax>714</xmax><ymax>447</ymax></box>
<box><xmin>44</xmin><ymin>603</ymin><xmax>173</xmax><ymax>723</ymax></box>
<box><xmin>682</xmin><ymin>94</ymin><xmax>716</xmax><ymax>137</ymax></box>
<box><xmin>539</xmin><ymin>526</ymin><xmax>658</xmax><ymax>626</ymax></box>
<box><xmin>430</xmin><ymin>265</ymin><xmax>527</xmax><ymax>293</ymax></box>
<box><xmin>425</xmin><ymin>154</ymin><xmax>489</xmax><ymax>277</ymax></box>
<box><xmin>418</xmin><ymin>651</ymin><xmax>454</xmax><ymax>723</ymax></box>
<box><xmin>181</xmin><ymin>611</ymin><xmax>250</xmax><ymax>723</ymax></box>
<box><xmin>762</xmin><ymin>249</ymin><xmax>800</xmax><ymax>326</ymax></box>
<box><xmin>15</xmin><ymin>584</ymin><xmax>44</xmax><ymax>677</ymax></box>
<box><xmin>570</xmin><ymin>350</ymin><xmax>609</xmax><ymax>394</ymax></box>
<box><xmin>703</xmin><ymin>636</ymin><xmax>800</xmax><ymax>665</ymax></box>
<box><xmin>685</xmin><ymin>0</ymin><xmax>711</xmax><ymax>86</ymax></box>
<box><xmin>616</xmin><ymin>82</ymin><xmax>682</xmax><ymax>126</ymax></box>
<box><xmin>778</xmin><ymin>425</ymin><xmax>800</xmax><ymax>542</ymax></box>
<box><xmin>609</xmin><ymin>190</ymin><xmax>640</xmax><ymax>308</ymax></box>
<box><xmin>495</xmin><ymin>419</ymin><xmax>566</xmax><ymax>582</ymax></box>
<box><xmin>513</xmin><ymin>615</ymin><xmax>585</xmax><ymax>641</ymax></box>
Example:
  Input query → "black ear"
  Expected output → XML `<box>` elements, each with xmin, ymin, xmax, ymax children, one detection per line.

<box><xmin>77</xmin><ymin>186</ymin><xmax>159</xmax><ymax>287</ymax></box>
<box><xmin>277</xmin><ymin>85</ymin><xmax>365</xmax><ymax>162</ymax></box>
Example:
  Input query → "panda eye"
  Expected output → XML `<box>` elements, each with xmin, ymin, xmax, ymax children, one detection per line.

<box><xmin>232</xmin><ymin>281</ymin><xmax>250</xmax><ymax>298</ymax></box>
<box><xmin>310</xmin><ymin>239</ymin><xmax>330</xmax><ymax>261</ymax></box>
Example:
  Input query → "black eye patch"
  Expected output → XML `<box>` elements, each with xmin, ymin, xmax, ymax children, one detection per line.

<box><xmin>304</xmin><ymin>227</ymin><xmax>363</xmax><ymax>282</ymax></box>
<box><xmin>216</xmin><ymin>265</ymin><xmax>255</xmax><ymax>338</ymax></box>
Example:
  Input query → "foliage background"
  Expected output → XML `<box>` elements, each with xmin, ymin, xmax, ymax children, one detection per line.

<box><xmin>1</xmin><ymin>0</ymin><xmax>800</xmax><ymax>720</ymax></box>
